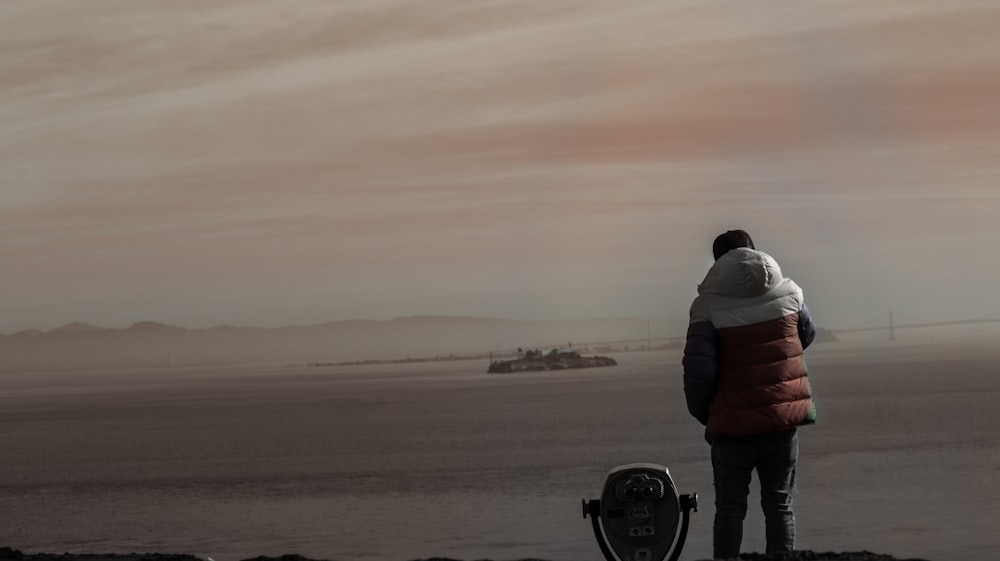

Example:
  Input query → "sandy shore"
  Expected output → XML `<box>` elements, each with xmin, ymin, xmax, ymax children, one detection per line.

<box><xmin>0</xmin><ymin>547</ymin><xmax>932</xmax><ymax>561</ymax></box>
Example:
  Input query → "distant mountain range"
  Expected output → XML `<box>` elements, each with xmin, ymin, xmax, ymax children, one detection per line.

<box><xmin>0</xmin><ymin>316</ymin><xmax>691</xmax><ymax>372</ymax></box>
<box><xmin>0</xmin><ymin>316</ymin><xmax>839</xmax><ymax>372</ymax></box>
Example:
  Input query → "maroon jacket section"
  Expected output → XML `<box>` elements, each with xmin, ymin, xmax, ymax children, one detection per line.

<box><xmin>705</xmin><ymin>312</ymin><xmax>814</xmax><ymax>441</ymax></box>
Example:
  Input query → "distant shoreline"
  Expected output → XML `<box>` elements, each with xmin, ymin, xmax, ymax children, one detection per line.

<box><xmin>297</xmin><ymin>342</ymin><xmax>678</xmax><ymax>369</ymax></box>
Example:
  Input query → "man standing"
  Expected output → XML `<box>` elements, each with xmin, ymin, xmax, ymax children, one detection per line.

<box><xmin>682</xmin><ymin>230</ymin><xmax>817</xmax><ymax>559</ymax></box>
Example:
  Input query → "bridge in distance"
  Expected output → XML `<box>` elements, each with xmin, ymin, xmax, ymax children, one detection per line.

<box><xmin>551</xmin><ymin>312</ymin><xmax>1000</xmax><ymax>351</ymax></box>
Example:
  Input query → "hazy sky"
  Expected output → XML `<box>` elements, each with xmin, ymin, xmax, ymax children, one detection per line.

<box><xmin>3</xmin><ymin>0</ymin><xmax>1000</xmax><ymax>334</ymax></box>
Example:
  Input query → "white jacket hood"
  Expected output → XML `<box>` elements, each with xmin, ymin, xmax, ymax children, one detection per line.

<box><xmin>690</xmin><ymin>247</ymin><xmax>803</xmax><ymax>328</ymax></box>
<box><xmin>699</xmin><ymin>248</ymin><xmax>784</xmax><ymax>298</ymax></box>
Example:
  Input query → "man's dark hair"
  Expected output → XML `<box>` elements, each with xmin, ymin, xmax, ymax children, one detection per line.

<box><xmin>713</xmin><ymin>229</ymin><xmax>755</xmax><ymax>260</ymax></box>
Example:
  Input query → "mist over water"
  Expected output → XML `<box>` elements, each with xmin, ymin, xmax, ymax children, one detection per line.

<box><xmin>2</xmin><ymin>343</ymin><xmax>997</xmax><ymax>561</ymax></box>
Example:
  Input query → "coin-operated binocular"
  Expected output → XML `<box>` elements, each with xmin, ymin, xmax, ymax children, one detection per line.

<box><xmin>583</xmin><ymin>463</ymin><xmax>697</xmax><ymax>561</ymax></box>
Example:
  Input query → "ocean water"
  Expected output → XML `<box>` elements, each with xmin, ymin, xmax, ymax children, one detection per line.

<box><xmin>1</xmin><ymin>342</ymin><xmax>997</xmax><ymax>561</ymax></box>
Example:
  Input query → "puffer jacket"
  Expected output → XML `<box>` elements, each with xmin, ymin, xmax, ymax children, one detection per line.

<box><xmin>682</xmin><ymin>248</ymin><xmax>816</xmax><ymax>442</ymax></box>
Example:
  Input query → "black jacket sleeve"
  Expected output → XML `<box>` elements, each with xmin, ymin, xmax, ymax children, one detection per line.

<box><xmin>682</xmin><ymin>320</ymin><xmax>718</xmax><ymax>425</ymax></box>
<box><xmin>798</xmin><ymin>304</ymin><xmax>816</xmax><ymax>350</ymax></box>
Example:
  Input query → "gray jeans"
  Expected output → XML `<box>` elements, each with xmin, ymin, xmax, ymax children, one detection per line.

<box><xmin>711</xmin><ymin>428</ymin><xmax>798</xmax><ymax>559</ymax></box>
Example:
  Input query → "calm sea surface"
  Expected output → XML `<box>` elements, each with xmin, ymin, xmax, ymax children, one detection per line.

<box><xmin>1</xmin><ymin>341</ymin><xmax>998</xmax><ymax>561</ymax></box>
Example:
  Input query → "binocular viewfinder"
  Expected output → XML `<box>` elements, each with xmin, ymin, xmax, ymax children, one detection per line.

<box><xmin>583</xmin><ymin>463</ymin><xmax>697</xmax><ymax>561</ymax></box>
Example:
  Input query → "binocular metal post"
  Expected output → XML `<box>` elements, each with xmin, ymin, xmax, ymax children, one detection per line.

<box><xmin>583</xmin><ymin>463</ymin><xmax>697</xmax><ymax>561</ymax></box>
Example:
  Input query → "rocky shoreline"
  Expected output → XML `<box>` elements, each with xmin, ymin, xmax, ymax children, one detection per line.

<box><xmin>0</xmin><ymin>548</ymin><xmax>931</xmax><ymax>561</ymax></box>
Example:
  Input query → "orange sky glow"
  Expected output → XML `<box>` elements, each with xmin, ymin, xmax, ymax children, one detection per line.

<box><xmin>3</xmin><ymin>0</ymin><xmax>1000</xmax><ymax>334</ymax></box>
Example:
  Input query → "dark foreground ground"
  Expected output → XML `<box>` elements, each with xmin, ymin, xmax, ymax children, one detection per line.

<box><xmin>0</xmin><ymin>548</ymin><xmax>931</xmax><ymax>561</ymax></box>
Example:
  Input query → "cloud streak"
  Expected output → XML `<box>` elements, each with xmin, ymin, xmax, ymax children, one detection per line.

<box><xmin>3</xmin><ymin>0</ymin><xmax>1000</xmax><ymax>332</ymax></box>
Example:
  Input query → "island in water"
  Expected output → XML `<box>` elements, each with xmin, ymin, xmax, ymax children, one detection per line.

<box><xmin>487</xmin><ymin>347</ymin><xmax>617</xmax><ymax>373</ymax></box>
